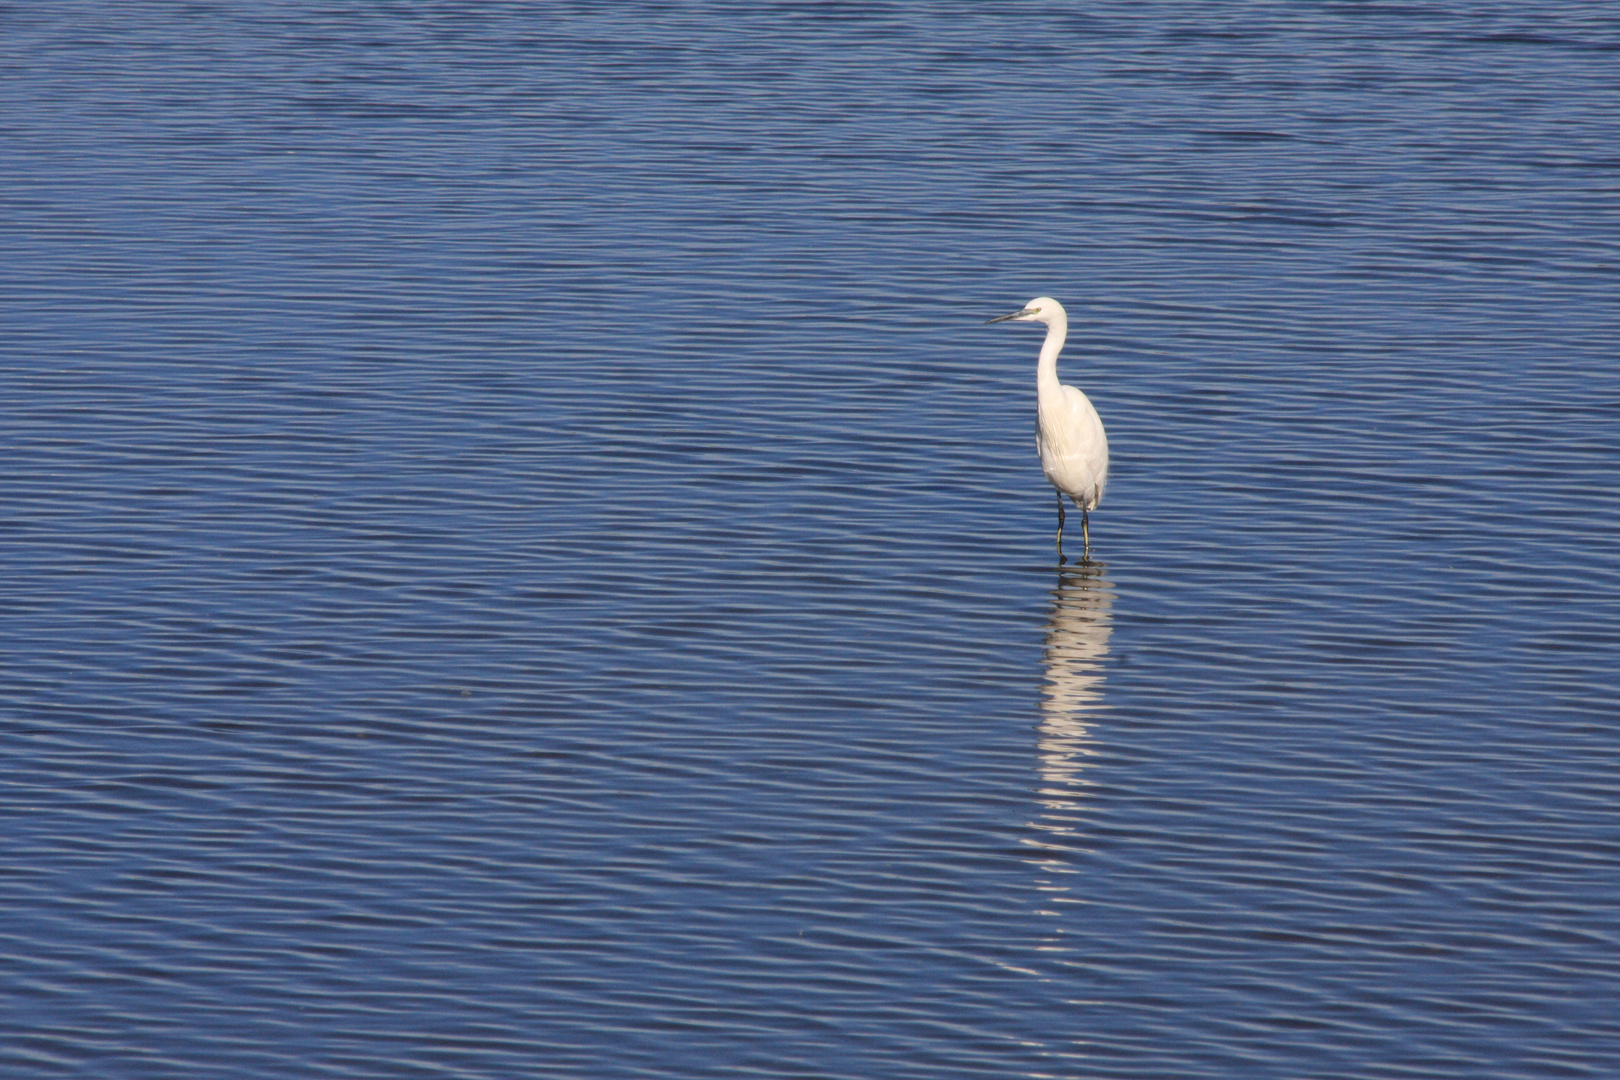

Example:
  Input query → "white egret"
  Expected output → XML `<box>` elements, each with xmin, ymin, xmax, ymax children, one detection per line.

<box><xmin>986</xmin><ymin>297</ymin><xmax>1109</xmax><ymax>562</ymax></box>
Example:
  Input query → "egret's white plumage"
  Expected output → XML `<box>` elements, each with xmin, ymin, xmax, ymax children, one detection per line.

<box><xmin>986</xmin><ymin>297</ymin><xmax>1109</xmax><ymax>560</ymax></box>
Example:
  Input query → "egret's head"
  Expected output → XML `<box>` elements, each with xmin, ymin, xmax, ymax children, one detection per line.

<box><xmin>985</xmin><ymin>296</ymin><xmax>1066</xmax><ymax>325</ymax></box>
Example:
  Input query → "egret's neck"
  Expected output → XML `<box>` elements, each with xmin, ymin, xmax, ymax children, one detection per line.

<box><xmin>1036</xmin><ymin>315</ymin><xmax>1068</xmax><ymax>391</ymax></box>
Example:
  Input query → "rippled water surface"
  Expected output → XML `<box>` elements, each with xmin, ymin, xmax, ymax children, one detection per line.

<box><xmin>5</xmin><ymin>3</ymin><xmax>1620</xmax><ymax>1077</ymax></box>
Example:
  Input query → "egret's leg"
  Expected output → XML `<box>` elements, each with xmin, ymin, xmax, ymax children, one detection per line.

<box><xmin>1054</xmin><ymin>490</ymin><xmax>1067</xmax><ymax>563</ymax></box>
<box><xmin>1081</xmin><ymin>507</ymin><xmax>1091</xmax><ymax>559</ymax></box>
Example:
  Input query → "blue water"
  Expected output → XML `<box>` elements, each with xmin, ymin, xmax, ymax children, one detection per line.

<box><xmin>4</xmin><ymin>3</ymin><xmax>1619</xmax><ymax>1077</ymax></box>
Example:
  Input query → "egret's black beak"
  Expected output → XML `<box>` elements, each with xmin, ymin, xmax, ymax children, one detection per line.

<box><xmin>985</xmin><ymin>308</ymin><xmax>1034</xmax><ymax>324</ymax></box>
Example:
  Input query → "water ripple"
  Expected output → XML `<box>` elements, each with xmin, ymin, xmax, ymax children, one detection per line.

<box><xmin>4</xmin><ymin>2</ymin><xmax>1619</xmax><ymax>1078</ymax></box>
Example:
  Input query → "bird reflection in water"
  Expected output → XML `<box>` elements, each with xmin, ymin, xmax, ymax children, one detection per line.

<box><xmin>1024</xmin><ymin>560</ymin><xmax>1115</xmax><ymax>970</ymax></box>
<box><xmin>1025</xmin><ymin>561</ymin><xmax>1114</xmax><ymax>942</ymax></box>
<box><xmin>1030</xmin><ymin>559</ymin><xmax>1114</xmax><ymax>844</ymax></box>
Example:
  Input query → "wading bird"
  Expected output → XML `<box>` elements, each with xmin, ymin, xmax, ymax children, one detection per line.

<box><xmin>986</xmin><ymin>297</ymin><xmax>1108</xmax><ymax>562</ymax></box>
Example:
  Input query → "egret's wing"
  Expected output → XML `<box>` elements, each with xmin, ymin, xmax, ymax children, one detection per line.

<box><xmin>1054</xmin><ymin>384</ymin><xmax>1108</xmax><ymax>506</ymax></box>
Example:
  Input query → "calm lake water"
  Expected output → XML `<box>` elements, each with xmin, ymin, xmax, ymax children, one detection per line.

<box><xmin>4</xmin><ymin>3</ymin><xmax>1619</xmax><ymax>1078</ymax></box>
